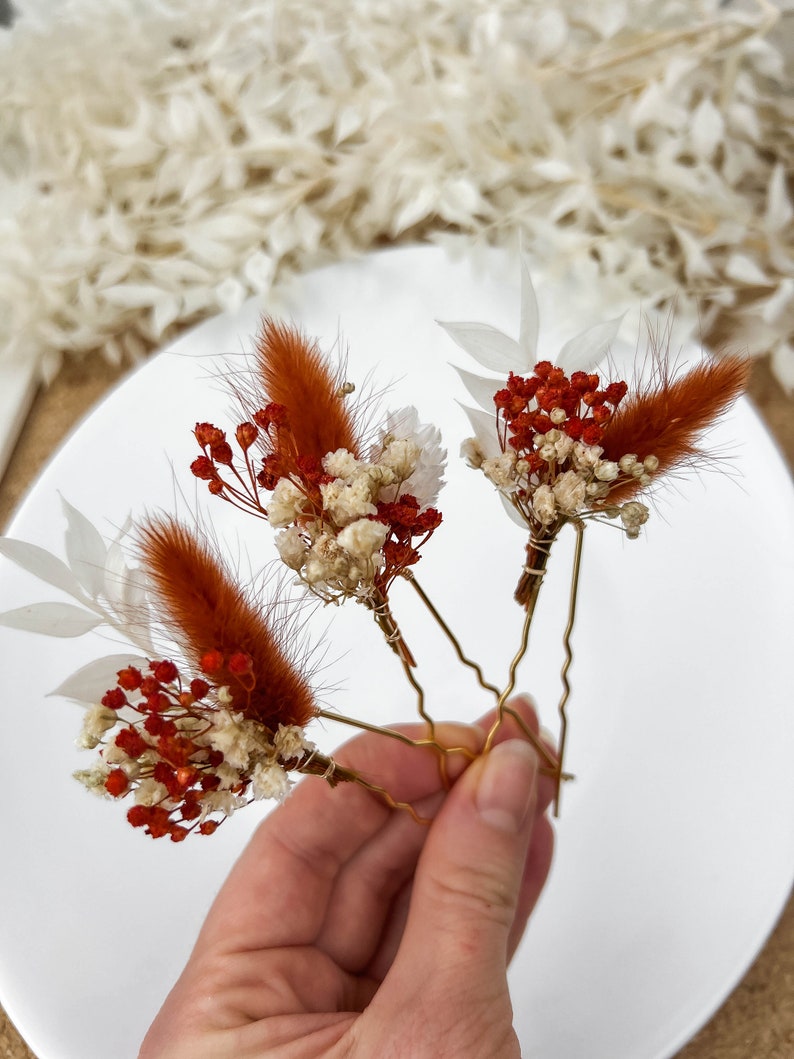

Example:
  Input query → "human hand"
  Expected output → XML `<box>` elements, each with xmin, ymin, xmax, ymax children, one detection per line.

<box><xmin>139</xmin><ymin>698</ymin><xmax>555</xmax><ymax>1059</ymax></box>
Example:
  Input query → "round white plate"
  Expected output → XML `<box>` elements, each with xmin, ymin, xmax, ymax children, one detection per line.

<box><xmin>0</xmin><ymin>247</ymin><xmax>792</xmax><ymax>1059</ymax></box>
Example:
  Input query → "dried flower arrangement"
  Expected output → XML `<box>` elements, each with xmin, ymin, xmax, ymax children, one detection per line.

<box><xmin>0</xmin><ymin>256</ymin><xmax>750</xmax><ymax>839</ymax></box>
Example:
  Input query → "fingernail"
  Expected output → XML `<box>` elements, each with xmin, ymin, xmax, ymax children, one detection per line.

<box><xmin>475</xmin><ymin>740</ymin><xmax>538</xmax><ymax>834</ymax></box>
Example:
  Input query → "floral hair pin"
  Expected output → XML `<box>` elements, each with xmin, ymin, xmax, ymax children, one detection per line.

<box><xmin>0</xmin><ymin>257</ymin><xmax>749</xmax><ymax>836</ymax></box>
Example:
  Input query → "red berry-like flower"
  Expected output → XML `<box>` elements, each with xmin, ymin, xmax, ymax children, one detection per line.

<box><xmin>101</xmin><ymin>687</ymin><xmax>127</xmax><ymax>710</ymax></box>
<box><xmin>116</xmin><ymin>667</ymin><xmax>143</xmax><ymax>691</ymax></box>
<box><xmin>104</xmin><ymin>769</ymin><xmax>129</xmax><ymax>797</ymax></box>
<box><xmin>153</xmin><ymin>659</ymin><xmax>179</xmax><ymax>684</ymax></box>
<box><xmin>200</xmin><ymin>649</ymin><xmax>225</xmax><ymax>675</ymax></box>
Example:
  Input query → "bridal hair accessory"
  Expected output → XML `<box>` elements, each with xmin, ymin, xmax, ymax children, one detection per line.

<box><xmin>0</xmin><ymin>257</ymin><xmax>748</xmax><ymax>836</ymax></box>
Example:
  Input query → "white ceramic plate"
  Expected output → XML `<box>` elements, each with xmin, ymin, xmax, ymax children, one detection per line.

<box><xmin>0</xmin><ymin>247</ymin><xmax>792</xmax><ymax>1059</ymax></box>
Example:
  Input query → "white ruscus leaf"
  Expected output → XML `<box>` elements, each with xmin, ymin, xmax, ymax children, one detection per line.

<box><xmin>556</xmin><ymin>315</ymin><xmax>625</xmax><ymax>374</ymax></box>
<box><xmin>48</xmin><ymin>653</ymin><xmax>150</xmax><ymax>704</ymax></box>
<box><xmin>0</xmin><ymin>602</ymin><xmax>103</xmax><ymax>637</ymax></box>
<box><xmin>451</xmin><ymin>365</ymin><xmax>501</xmax><ymax>412</ymax></box>
<box><xmin>61</xmin><ymin>495</ymin><xmax>109</xmax><ymax>598</ymax></box>
<box><xmin>456</xmin><ymin>402</ymin><xmax>502</xmax><ymax>461</ymax></box>
<box><xmin>0</xmin><ymin>537</ymin><xmax>86</xmax><ymax>600</ymax></box>
<box><xmin>518</xmin><ymin>253</ymin><xmax>539</xmax><ymax>365</ymax></box>
<box><xmin>437</xmin><ymin>321</ymin><xmax>521</xmax><ymax>374</ymax></box>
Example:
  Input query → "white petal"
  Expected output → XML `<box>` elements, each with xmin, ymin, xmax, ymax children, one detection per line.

<box><xmin>771</xmin><ymin>342</ymin><xmax>794</xmax><ymax>393</ymax></box>
<box><xmin>724</xmin><ymin>253</ymin><xmax>770</xmax><ymax>286</ymax></box>
<box><xmin>689</xmin><ymin>97</ymin><xmax>724</xmax><ymax>161</ymax></box>
<box><xmin>456</xmin><ymin>403</ymin><xmax>502</xmax><ymax>461</ymax></box>
<box><xmin>48</xmin><ymin>653</ymin><xmax>150</xmax><ymax>704</ymax></box>
<box><xmin>0</xmin><ymin>602</ymin><xmax>103</xmax><ymax>637</ymax></box>
<box><xmin>518</xmin><ymin>252</ymin><xmax>540</xmax><ymax>364</ymax></box>
<box><xmin>61</xmin><ymin>496</ymin><xmax>108</xmax><ymax>598</ymax></box>
<box><xmin>765</xmin><ymin>163</ymin><xmax>794</xmax><ymax>232</ymax></box>
<box><xmin>438</xmin><ymin>321</ymin><xmax>521</xmax><ymax>374</ymax></box>
<box><xmin>556</xmin><ymin>315</ymin><xmax>624</xmax><ymax>374</ymax></box>
<box><xmin>451</xmin><ymin>365</ymin><xmax>500</xmax><ymax>411</ymax></box>
<box><xmin>531</xmin><ymin>159</ymin><xmax>576</xmax><ymax>182</ymax></box>
<box><xmin>0</xmin><ymin>537</ymin><xmax>85</xmax><ymax>599</ymax></box>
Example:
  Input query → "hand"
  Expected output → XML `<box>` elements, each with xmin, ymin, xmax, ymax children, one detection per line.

<box><xmin>139</xmin><ymin>698</ymin><xmax>555</xmax><ymax>1058</ymax></box>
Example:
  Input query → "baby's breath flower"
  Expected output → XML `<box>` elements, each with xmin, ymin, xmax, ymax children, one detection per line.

<box><xmin>380</xmin><ymin>437</ymin><xmax>421</xmax><ymax>480</ymax></box>
<box><xmin>268</xmin><ymin>478</ymin><xmax>308</xmax><ymax>528</ymax></box>
<box><xmin>460</xmin><ymin>437</ymin><xmax>486</xmax><ymax>469</ymax></box>
<box><xmin>251</xmin><ymin>761</ymin><xmax>292</xmax><ymax>801</ymax></box>
<box><xmin>134</xmin><ymin>778</ymin><xmax>169</xmax><ymax>806</ymax></box>
<box><xmin>208</xmin><ymin>709</ymin><xmax>263</xmax><ymax>770</ymax></box>
<box><xmin>274</xmin><ymin>724</ymin><xmax>314</xmax><ymax>762</ymax></box>
<box><xmin>336</xmin><ymin>518</ymin><xmax>389</xmax><ymax>561</ymax></box>
<box><xmin>482</xmin><ymin>451</ymin><xmax>518</xmax><ymax>489</ymax></box>
<box><xmin>275</xmin><ymin>526</ymin><xmax>308</xmax><ymax>571</ymax></box>
<box><xmin>594</xmin><ymin>460</ymin><xmax>620</xmax><ymax>482</ymax></box>
<box><xmin>532</xmin><ymin>484</ymin><xmax>557</xmax><ymax>525</ymax></box>
<box><xmin>77</xmin><ymin>703</ymin><xmax>117</xmax><ymax>749</ymax></box>
<box><xmin>73</xmin><ymin>765</ymin><xmax>110</xmax><ymax>793</ymax></box>
<box><xmin>619</xmin><ymin>501</ymin><xmax>650</xmax><ymax>538</ymax></box>
<box><xmin>320</xmin><ymin>473</ymin><xmax>380</xmax><ymax>525</ymax></box>
<box><xmin>552</xmin><ymin>470</ymin><xmax>588</xmax><ymax>516</ymax></box>
<box><xmin>322</xmin><ymin>448</ymin><xmax>361</xmax><ymax>478</ymax></box>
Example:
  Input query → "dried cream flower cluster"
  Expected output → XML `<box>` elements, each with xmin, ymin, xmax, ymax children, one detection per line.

<box><xmin>74</xmin><ymin>658</ymin><xmax>315</xmax><ymax>841</ymax></box>
<box><xmin>471</xmin><ymin>431</ymin><xmax>655</xmax><ymax>539</ymax></box>
<box><xmin>270</xmin><ymin>407</ymin><xmax>445</xmax><ymax>602</ymax></box>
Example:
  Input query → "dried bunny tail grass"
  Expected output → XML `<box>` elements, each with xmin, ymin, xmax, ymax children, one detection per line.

<box><xmin>600</xmin><ymin>350</ymin><xmax>751</xmax><ymax>504</ymax></box>
<box><xmin>137</xmin><ymin>514</ymin><xmax>317</xmax><ymax>730</ymax></box>
<box><xmin>254</xmin><ymin>317</ymin><xmax>363</xmax><ymax>459</ymax></box>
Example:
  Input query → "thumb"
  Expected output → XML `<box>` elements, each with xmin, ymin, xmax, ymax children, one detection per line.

<box><xmin>390</xmin><ymin>739</ymin><xmax>539</xmax><ymax>1002</ymax></box>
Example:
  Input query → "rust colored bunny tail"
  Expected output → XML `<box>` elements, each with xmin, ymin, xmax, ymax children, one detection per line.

<box><xmin>255</xmin><ymin>318</ymin><xmax>362</xmax><ymax>460</ymax></box>
<box><xmin>138</xmin><ymin>515</ymin><xmax>316</xmax><ymax>730</ymax></box>
<box><xmin>599</xmin><ymin>353</ymin><xmax>750</xmax><ymax>505</ymax></box>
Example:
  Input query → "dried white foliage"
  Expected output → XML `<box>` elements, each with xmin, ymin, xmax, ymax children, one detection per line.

<box><xmin>0</xmin><ymin>0</ymin><xmax>791</xmax><ymax>384</ymax></box>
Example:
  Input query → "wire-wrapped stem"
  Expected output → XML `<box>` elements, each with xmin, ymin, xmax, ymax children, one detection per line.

<box><xmin>298</xmin><ymin>750</ymin><xmax>427</xmax><ymax>823</ymax></box>
<box><xmin>368</xmin><ymin>589</ymin><xmax>416</xmax><ymax>668</ymax></box>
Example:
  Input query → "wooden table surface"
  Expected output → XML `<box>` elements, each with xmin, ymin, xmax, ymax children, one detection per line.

<box><xmin>0</xmin><ymin>355</ymin><xmax>792</xmax><ymax>1059</ymax></box>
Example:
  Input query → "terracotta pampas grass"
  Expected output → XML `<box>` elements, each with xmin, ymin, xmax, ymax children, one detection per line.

<box><xmin>254</xmin><ymin>317</ymin><xmax>362</xmax><ymax>461</ymax></box>
<box><xmin>138</xmin><ymin>515</ymin><xmax>316</xmax><ymax>731</ymax></box>
<box><xmin>600</xmin><ymin>353</ymin><xmax>751</xmax><ymax>505</ymax></box>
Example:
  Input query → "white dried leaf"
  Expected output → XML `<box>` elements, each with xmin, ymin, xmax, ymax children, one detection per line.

<box><xmin>518</xmin><ymin>252</ymin><xmax>539</xmax><ymax>364</ymax></box>
<box><xmin>532</xmin><ymin>160</ymin><xmax>576</xmax><ymax>182</ymax></box>
<box><xmin>724</xmin><ymin>253</ymin><xmax>771</xmax><ymax>286</ymax></box>
<box><xmin>61</xmin><ymin>495</ymin><xmax>108</xmax><ymax>598</ymax></box>
<box><xmin>760</xmin><ymin>279</ymin><xmax>794</xmax><ymax>325</ymax></box>
<box><xmin>48</xmin><ymin>653</ymin><xmax>150</xmax><ymax>704</ymax></box>
<box><xmin>0</xmin><ymin>602</ymin><xmax>103</xmax><ymax>637</ymax></box>
<box><xmin>452</xmin><ymin>364</ymin><xmax>500</xmax><ymax>411</ymax></box>
<box><xmin>0</xmin><ymin>537</ymin><xmax>85</xmax><ymax>600</ymax></box>
<box><xmin>690</xmin><ymin>97</ymin><xmax>724</xmax><ymax>160</ymax></box>
<box><xmin>556</xmin><ymin>315</ymin><xmax>624</xmax><ymax>374</ymax></box>
<box><xmin>456</xmin><ymin>402</ymin><xmax>502</xmax><ymax>462</ymax></box>
<box><xmin>438</xmin><ymin>321</ymin><xmax>522</xmax><ymax>374</ymax></box>
<box><xmin>765</xmin><ymin>163</ymin><xmax>793</xmax><ymax>232</ymax></box>
<box><xmin>771</xmin><ymin>342</ymin><xmax>794</xmax><ymax>393</ymax></box>
<box><xmin>101</xmin><ymin>284</ymin><xmax>177</xmax><ymax>309</ymax></box>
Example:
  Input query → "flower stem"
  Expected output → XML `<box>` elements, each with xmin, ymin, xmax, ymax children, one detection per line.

<box><xmin>401</xmin><ymin>570</ymin><xmax>500</xmax><ymax>697</ymax></box>
<box><xmin>368</xmin><ymin>590</ymin><xmax>416</xmax><ymax>668</ymax></box>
